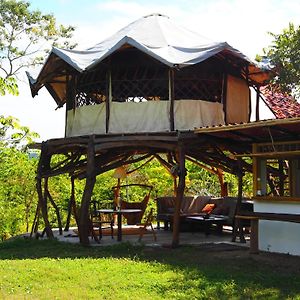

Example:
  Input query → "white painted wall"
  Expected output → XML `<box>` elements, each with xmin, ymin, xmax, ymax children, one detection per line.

<box><xmin>254</xmin><ymin>200</ymin><xmax>300</xmax><ymax>255</ymax></box>
<box><xmin>250</xmin><ymin>88</ymin><xmax>275</xmax><ymax>121</ymax></box>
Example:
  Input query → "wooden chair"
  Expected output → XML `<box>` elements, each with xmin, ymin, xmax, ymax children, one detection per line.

<box><xmin>112</xmin><ymin>184</ymin><xmax>153</xmax><ymax>225</ymax></box>
<box><xmin>90</xmin><ymin>200</ymin><xmax>114</xmax><ymax>239</ymax></box>
<box><xmin>138</xmin><ymin>208</ymin><xmax>157</xmax><ymax>242</ymax></box>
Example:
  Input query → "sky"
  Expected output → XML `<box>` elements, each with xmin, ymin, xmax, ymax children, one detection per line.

<box><xmin>2</xmin><ymin>0</ymin><xmax>300</xmax><ymax>141</ymax></box>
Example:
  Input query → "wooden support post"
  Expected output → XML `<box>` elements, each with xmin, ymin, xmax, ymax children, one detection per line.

<box><xmin>36</xmin><ymin>143</ymin><xmax>53</xmax><ymax>238</ymax></box>
<box><xmin>65</xmin><ymin>176</ymin><xmax>78</xmax><ymax>231</ymax></box>
<box><xmin>245</xmin><ymin>65</ymin><xmax>251</xmax><ymax>122</ymax></box>
<box><xmin>30</xmin><ymin>201</ymin><xmax>40</xmax><ymax>238</ymax></box>
<box><xmin>232</xmin><ymin>159</ymin><xmax>246</xmax><ymax>243</ymax></box>
<box><xmin>169</xmin><ymin>68</ymin><xmax>175</xmax><ymax>131</ymax></box>
<box><xmin>173</xmin><ymin>176</ymin><xmax>177</xmax><ymax>197</ymax></box>
<box><xmin>36</xmin><ymin>177</ymin><xmax>53</xmax><ymax>238</ymax></box>
<box><xmin>65</xmin><ymin>75</ymin><xmax>77</xmax><ymax>137</ymax></box>
<box><xmin>278</xmin><ymin>160</ymin><xmax>285</xmax><ymax>196</ymax></box>
<box><xmin>172</xmin><ymin>146</ymin><xmax>185</xmax><ymax>248</ymax></box>
<box><xmin>106</xmin><ymin>68</ymin><xmax>112</xmax><ymax>133</ymax></box>
<box><xmin>217</xmin><ymin>169</ymin><xmax>228</xmax><ymax>197</ymax></box>
<box><xmin>250</xmin><ymin>218</ymin><xmax>259</xmax><ymax>254</ymax></box>
<box><xmin>44</xmin><ymin>178</ymin><xmax>63</xmax><ymax>235</ymax></box>
<box><xmin>78</xmin><ymin>136</ymin><xmax>96</xmax><ymax>246</ymax></box>
<box><xmin>255</xmin><ymin>86</ymin><xmax>260</xmax><ymax>121</ymax></box>
<box><xmin>222</xmin><ymin>72</ymin><xmax>228</xmax><ymax>124</ymax></box>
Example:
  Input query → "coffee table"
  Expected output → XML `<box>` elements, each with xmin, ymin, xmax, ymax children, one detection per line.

<box><xmin>97</xmin><ymin>209</ymin><xmax>142</xmax><ymax>241</ymax></box>
<box><xmin>186</xmin><ymin>215</ymin><xmax>229</xmax><ymax>235</ymax></box>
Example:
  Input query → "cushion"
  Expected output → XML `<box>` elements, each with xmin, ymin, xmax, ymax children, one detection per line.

<box><xmin>201</xmin><ymin>203</ymin><xmax>215</xmax><ymax>214</ymax></box>
<box><xmin>166</xmin><ymin>207</ymin><xmax>175</xmax><ymax>214</ymax></box>
<box><xmin>211</xmin><ymin>204</ymin><xmax>230</xmax><ymax>215</ymax></box>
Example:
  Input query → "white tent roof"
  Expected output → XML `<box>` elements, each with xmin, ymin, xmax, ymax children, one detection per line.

<box><xmin>50</xmin><ymin>13</ymin><xmax>252</xmax><ymax>72</ymax></box>
<box><xmin>28</xmin><ymin>13</ymin><xmax>270</xmax><ymax>107</ymax></box>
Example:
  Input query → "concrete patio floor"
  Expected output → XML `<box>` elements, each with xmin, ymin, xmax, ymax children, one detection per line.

<box><xmin>51</xmin><ymin>226</ymin><xmax>250</xmax><ymax>249</ymax></box>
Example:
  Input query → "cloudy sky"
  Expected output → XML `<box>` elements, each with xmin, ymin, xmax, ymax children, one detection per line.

<box><xmin>2</xmin><ymin>0</ymin><xmax>300</xmax><ymax>140</ymax></box>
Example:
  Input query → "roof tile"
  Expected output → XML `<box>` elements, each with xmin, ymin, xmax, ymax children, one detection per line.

<box><xmin>261</xmin><ymin>87</ymin><xmax>300</xmax><ymax>118</ymax></box>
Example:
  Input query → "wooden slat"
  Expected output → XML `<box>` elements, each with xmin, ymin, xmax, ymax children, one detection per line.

<box><xmin>236</xmin><ymin>211</ymin><xmax>300</xmax><ymax>223</ymax></box>
<box><xmin>252</xmin><ymin>196</ymin><xmax>300</xmax><ymax>203</ymax></box>
<box><xmin>195</xmin><ymin>117</ymin><xmax>300</xmax><ymax>133</ymax></box>
<box><xmin>235</xmin><ymin>150</ymin><xmax>300</xmax><ymax>158</ymax></box>
<box><xmin>169</xmin><ymin>68</ymin><xmax>175</xmax><ymax>131</ymax></box>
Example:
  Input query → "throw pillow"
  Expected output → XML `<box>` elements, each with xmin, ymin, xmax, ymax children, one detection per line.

<box><xmin>201</xmin><ymin>203</ymin><xmax>215</xmax><ymax>214</ymax></box>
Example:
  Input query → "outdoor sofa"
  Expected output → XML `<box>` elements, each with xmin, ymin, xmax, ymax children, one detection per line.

<box><xmin>155</xmin><ymin>196</ymin><xmax>252</xmax><ymax>232</ymax></box>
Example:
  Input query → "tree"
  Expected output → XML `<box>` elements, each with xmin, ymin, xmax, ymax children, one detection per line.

<box><xmin>0</xmin><ymin>1</ymin><xmax>77</xmax><ymax>240</ymax></box>
<box><xmin>0</xmin><ymin>115</ymin><xmax>39</xmax><ymax>149</ymax></box>
<box><xmin>0</xmin><ymin>146</ymin><xmax>38</xmax><ymax>240</ymax></box>
<box><xmin>0</xmin><ymin>0</ymin><xmax>76</xmax><ymax>81</ymax></box>
<box><xmin>259</xmin><ymin>23</ymin><xmax>300</xmax><ymax>98</ymax></box>
<box><xmin>0</xmin><ymin>77</ymin><xmax>18</xmax><ymax>96</ymax></box>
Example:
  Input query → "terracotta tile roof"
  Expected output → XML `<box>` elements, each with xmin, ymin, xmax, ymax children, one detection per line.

<box><xmin>261</xmin><ymin>87</ymin><xmax>300</xmax><ymax>118</ymax></box>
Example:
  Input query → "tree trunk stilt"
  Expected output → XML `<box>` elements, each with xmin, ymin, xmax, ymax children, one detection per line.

<box><xmin>30</xmin><ymin>202</ymin><xmax>40</xmax><ymax>238</ymax></box>
<box><xmin>172</xmin><ymin>146</ymin><xmax>185</xmax><ymax>248</ymax></box>
<box><xmin>44</xmin><ymin>178</ymin><xmax>63</xmax><ymax>235</ymax></box>
<box><xmin>36</xmin><ymin>177</ymin><xmax>53</xmax><ymax>238</ymax></box>
<box><xmin>232</xmin><ymin>159</ymin><xmax>246</xmax><ymax>243</ymax></box>
<box><xmin>78</xmin><ymin>136</ymin><xmax>96</xmax><ymax>246</ymax></box>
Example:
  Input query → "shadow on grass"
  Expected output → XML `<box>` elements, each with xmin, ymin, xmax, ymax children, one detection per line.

<box><xmin>1</xmin><ymin>237</ymin><xmax>300</xmax><ymax>299</ymax></box>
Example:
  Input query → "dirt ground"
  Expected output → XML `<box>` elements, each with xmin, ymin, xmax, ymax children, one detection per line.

<box><xmin>191</xmin><ymin>243</ymin><xmax>300</xmax><ymax>274</ymax></box>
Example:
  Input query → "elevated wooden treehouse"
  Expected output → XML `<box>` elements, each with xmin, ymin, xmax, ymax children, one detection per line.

<box><xmin>28</xmin><ymin>14</ymin><xmax>270</xmax><ymax>246</ymax></box>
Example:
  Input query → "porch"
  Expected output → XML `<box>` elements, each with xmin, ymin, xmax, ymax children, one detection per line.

<box><xmin>51</xmin><ymin>226</ymin><xmax>250</xmax><ymax>248</ymax></box>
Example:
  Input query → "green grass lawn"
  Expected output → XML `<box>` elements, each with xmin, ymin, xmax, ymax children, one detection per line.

<box><xmin>0</xmin><ymin>238</ymin><xmax>300</xmax><ymax>299</ymax></box>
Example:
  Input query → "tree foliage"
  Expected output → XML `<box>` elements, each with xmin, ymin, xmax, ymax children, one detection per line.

<box><xmin>0</xmin><ymin>147</ymin><xmax>38</xmax><ymax>240</ymax></box>
<box><xmin>0</xmin><ymin>0</ymin><xmax>78</xmax><ymax>240</ymax></box>
<box><xmin>0</xmin><ymin>76</ymin><xmax>18</xmax><ymax>96</ymax></box>
<box><xmin>260</xmin><ymin>23</ymin><xmax>300</xmax><ymax>98</ymax></box>
<box><xmin>0</xmin><ymin>115</ymin><xmax>39</xmax><ymax>149</ymax></box>
<box><xmin>0</xmin><ymin>0</ymin><xmax>76</xmax><ymax>80</ymax></box>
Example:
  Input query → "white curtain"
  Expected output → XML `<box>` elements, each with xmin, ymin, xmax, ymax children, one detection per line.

<box><xmin>66</xmin><ymin>99</ymin><xmax>225</xmax><ymax>137</ymax></box>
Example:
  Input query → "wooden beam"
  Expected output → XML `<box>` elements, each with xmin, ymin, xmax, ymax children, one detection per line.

<box><xmin>253</xmin><ymin>196</ymin><xmax>300</xmax><ymax>203</ymax></box>
<box><xmin>237</xmin><ymin>211</ymin><xmax>300</xmax><ymax>223</ymax></box>
<box><xmin>94</xmin><ymin>141</ymin><xmax>177</xmax><ymax>152</ymax></box>
<box><xmin>76</xmin><ymin>152</ymin><xmax>152</xmax><ymax>180</ymax></box>
<box><xmin>154</xmin><ymin>154</ymin><xmax>178</xmax><ymax>196</ymax></box>
<box><xmin>235</xmin><ymin>150</ymin><xmax>300</xmax><ymax>158</ymax></box>
<box><xmin>126</xmin><ymin>156</ymin><xmax>155</xmax><ymax>175</ymax></box>
<box><xmin>94</xmin><ymin>135</ymin><xmax>179</xmax><ymax>143</ymax></box>
<box><xmin>195</xmin><ymin>117</ymin><xmax>300</xmax><ymax>134</ymax></box>
<box><xmin>186</xmin><ymin>156</ymin><xmax>219</xmax><ymax>175</ymax></box>
<box><xmin>226</xmin><ymin>130</ymin><xmax>261</xmax><ymax>142</ymax></box>
<box><xmin>154</xmin><ymin>154</ymin><xmax>174</xmax><ymax>175</ymax></box>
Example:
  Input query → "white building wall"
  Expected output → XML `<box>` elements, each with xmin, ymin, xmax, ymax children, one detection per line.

<box><xmin>254</xmin><ymin>200</ymin><xmax>300</xmax><ymax>255</ymax></box>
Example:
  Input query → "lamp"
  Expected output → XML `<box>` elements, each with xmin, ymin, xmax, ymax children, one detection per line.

<box><xmin>113</xmin><ymin>166</ymin><xmax>127</xmax><ymax>209</ymax></box>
